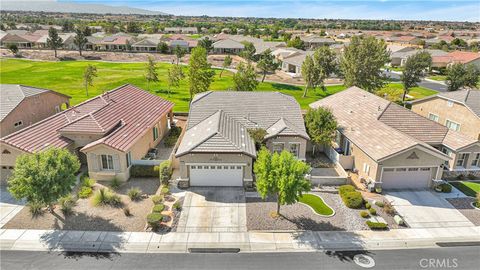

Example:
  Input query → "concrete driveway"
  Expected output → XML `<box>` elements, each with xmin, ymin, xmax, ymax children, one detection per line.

<box><xmin>176</xmin><ymin>187</ymin><xmax>246</xmax><ymax>232</ymax></box>
<box><xmin>0</xmin><ymin>186</ymin><xmax>25</xmax><ymax>228</ymax></box>
<box><xmin>385</xmin><ymin>190</ymin><xmax>474</xmax><ymax>228</ymax></box>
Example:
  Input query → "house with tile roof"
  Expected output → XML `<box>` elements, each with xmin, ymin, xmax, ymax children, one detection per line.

<box><xmin>432</xmin><ymin>51</ymin><xmax>480</xmax><ymax>69</ymax></box>
<box><xmin>0</xmin><ymin>84</ymin><xmax>70</xmax><ymax>137</ymax></box>
<box><xmin>310</xmin><ymin>87</ymin><xmax>480</xmax><ymax>190</ymax></box>
<box><xmin>175</xmin><ymin>91</ymin><xmax>309</xmax><ymax>187</ymax></box>
<box><xmin>0</xmin><ymin>84</ymin><xmax>174</xmax><ymax>185</ymax></box>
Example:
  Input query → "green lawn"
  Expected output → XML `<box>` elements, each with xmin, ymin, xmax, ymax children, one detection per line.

<box><xmin>450</xmin><ymin>181</ymin><xmax>480</xmax><ymax>197</ymax></box>
<box><xmin>298</xmin><ymin>193</ymin><xmax>334</xmax><ymax>216</ymax></box>
<box><xmin>376</xmin><ymin>83</ymin><xmax>438</xmax><ymax>102</ymax></box>
<box><xmin>427</xmin><ymin>75</ymin><xmax>447</xmax><ymax>81</ymax></box>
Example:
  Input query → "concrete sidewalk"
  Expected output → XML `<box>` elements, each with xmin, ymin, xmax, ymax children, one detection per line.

<box><xmin>1</xmin><ymin>226</ymin><xmax>479</xmax><ymax>254</ymax></box>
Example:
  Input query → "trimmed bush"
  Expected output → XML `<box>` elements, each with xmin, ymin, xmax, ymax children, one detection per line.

<box><xmin>366</xmin><ymin>221</ymin><xmax>388</xmax><ymax>230</ymax></box>
<box><xmin>147</xmin><ymin>213</ymin><xmax>163</xmax><ymax>230</ymax></box>
<box><xmin>130</xmin><ymin>165</ymin><xmax>159</xmax><ymax>177</ymax></box>
<box><xmin>341</xmin><ymin>191</ymin><xmax>363</xmax><ymax>209</ymax></box>
<box><xmin>59</xmin><ymin>195</ymin><xmax>76</xmax><ymax>216</ymax></box>
<box><xmin>153</xmin><ymin>204</ymin><xmax>165</xmax><ymax>213</ymax></box>
<box><xmin>159</xmin><ymin>160</ymin><xmax>172</xmax><ymax>185</ymax></box>
<box><xmin>27</xmin><ymin>201</ymin><xmax>44</xmax><ymax>216</ymax></box>
<box><xmin>78</xmin><ymin>186</ymin><xmax>93</xmax><ymax>198</ymax></box>
<box><xmin>164</xmin><ymin>136</ymin><xmax>178</xmax><ymax>147</ymax></box>
<box><xmin>82</xmin><ymin>177</ymin><xmax>96</xmax><ymax>188</ymax></box>
<box><xmin>169</xmin><ymin>126</ymin><xmax>182</xmax><ymax>137</ymax></box>
<box><xmin>375</xmin><ymin>201</ymin><xmax>385</xmax><ymax>208</ymax></box>
<box><xmin>467</xmin><ymin>174</ymin><xmax>477</xmax><ymax>180</ymax></box>
<box><xmin>439</xmin><ymin>183</ymin><xmax>452</xmax><ymax>193</ymax></box>
<box><xmin>151</xmin><ymin>195</ymin><xmax>163</xmax><ymax>204</ymax></box>
<box><xmin>368</xmin><ymin>207</ymin><xmax>377</xmax><ymax>215</ymax></box>
<box><xmin>161</xmin><ymin>187</ymin><xmax>170</xmax><ymax>195</ymax></box>
<box><xmin>110</xmin><ymin>177</ymin><xmax>121</xmax><ymax>189</ymax></box>
<box><xmin>360</xmin><ymin>211</ymin><xmax>370</xmax><ymax>218</ymax></box>
<box><xmin>127</xmin><ymin>187</ymin><xmax>142</xmax><ymax>201</ymax></box>
<box><xmin>365</xmin><ymin>203</ymin><xmax>371</xmax><ymax>209</ymax></box>
<box><xmin>456</xmin><ymin>174</ymin><xmax>465</xmax><ymax>180</ymax></box>
<box><xmin>338</xmin><ymin>185</ymin><xmax>356</xmax><ymax>196</ymax></box>
<box><xmin>173</xmin><ymin>202</ymin><xmax>182</xmax><ymax>211</ymax></box>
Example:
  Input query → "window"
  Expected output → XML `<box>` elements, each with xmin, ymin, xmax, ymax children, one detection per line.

<box><xmin>384</xmin><ymin>168</ymin><xmax>394</xmax><ymax>172</ymax></box>
<box><xmin>14</xmin><ymin>121</ymin><xmax>23</xmax><ymax>127</ymax></box>
<box><xmin>447</xmin><ymin>100</ymin><xmax>454</xmax><ymax>107</ymax></box>
<box><xmin>2</xmin><ymin>149</ymin><xmax>11</xmax><ymax>154</ymax></box>
<box><xmin>428</xmin><ymin>113</ymin><xmax>439</xmax><ymax>122</ymax></box>
<box><xmin>408</xmin><ymin>168</ymin><xmax>419</xmax><ymax>172</ymax></box>
<box><xmin>236</xmin><ymin>166</ymin><xmax>242</xmax><ymax>170</ymax></box>
<box><xmin>442</xmin><ymin>147</ymin><xmax>453</xmax><ymax>167</ymax></box>
<box><xmin>191</xmin><ymin>165</ymin><xmax>196</xmax><ymax>169</ymax></box>
<box><xmin>456</xmin><ymin>153</ymin><xmax>469</xmax><ymax>168</ymax></box>
<box><xmin>217</xmin><ymin>166</ymin><xmax>222</xmax><ymax>169</ymax></box>
<box><xmin>420</xmin><ymin>168</ymin><xmax>431</xmax><ymax>171</ymax></box>
<box><xmin>153</xmin><ymin>126</ymin><xmax>159</xmax><ymax>141</ymax></box>
<box><xmin>363</xmin><ymin>163</ymin><xmax>370</xmax><ymax>175</ymax></box>
<box><xmin>101</xmin><ymin>154</ymin><xmax>114</xmax><ymax>170</ymax></box>
<box><xmin>289</xmin><ymin>143</ymin><xmax>300</xmax><ymax>157</ymax></box>
<box><xmin>272</xmin><ymin>143</ymin><xmax>284</xmax><ymax>153</ymax></box>
<box><xmin>126</xmin><ymin>152</ymin><xmax>132</xmax><ymax>168</ymax></box>
<box><xmin>396</xmin><ymin>168</ymin><xmax>407</xmax><ymax>172</ymax></box>
<box><xmin>230</xmin><ymin>166</ymin><xmax>235</xmax><ymax>169</ymax></box>
<box><xmin>471</xmin><ymin>153</ymin><xmax>480</xmax><ymax>167</ymax></box>
<box><xmin>446</xmin><ymin>120</ymin><xmax>460</xmax><ymax>131</ymax></box>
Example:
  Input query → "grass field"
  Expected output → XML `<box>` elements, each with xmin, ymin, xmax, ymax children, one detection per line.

<box><xmin>376</xmin><ymin>83</ymin><xmax>437</xmax><ymax>102</ymax></box>
<box><xmin>299</xmin><ymin>194</ymin><xmax>334</xmax><ymax>216</ymax></box>
<box><xmin>0</xmin><ymin>58</ymin><xmax>437</xmax><ymax>112</ymax></box>
<box><xmin>427</xmin><ymin>75</ymin><xmax>447</xmax><ymax>81</ymax></box>
<box><xmin>450</xmin><ymin>181</ymin><xmax>480</xmax><ymax>197</ymax></box>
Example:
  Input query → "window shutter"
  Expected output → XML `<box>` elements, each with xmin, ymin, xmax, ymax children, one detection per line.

<box><xmin>90</xmin><ymin>153</ymin><xmax>98</xmax><ymax>171</ymax></box>
<box><xmin>113</xmin><ymin>154</ymin><xmax>120</xmax><ymax>172</ymax></box>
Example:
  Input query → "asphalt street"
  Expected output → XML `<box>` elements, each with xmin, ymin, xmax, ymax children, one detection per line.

<box><xmin>1</xmin><ymin>246</ymin><xmax>479</xmax><ymax>270</ymax></box>
<box><xmin>384</xmin><ymin>70</ymin><xmax>447</xmax><ymax>92</ymax></box>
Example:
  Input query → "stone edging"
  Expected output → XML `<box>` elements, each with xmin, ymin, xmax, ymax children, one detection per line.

<box><xmin>299</xmin><ymin>193</ymin><xmax>336</xmax><ymax>218</ymax></box>
<box><xmin>470</xmin><ymin>202</ymin><xmax>480</xmax><ymax>211</ymax></box>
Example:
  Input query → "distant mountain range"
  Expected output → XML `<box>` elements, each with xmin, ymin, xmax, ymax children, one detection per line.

<box><xmin>1</xmin><ymin>1</ymin><xmax>168</xmax><ymax>15</ymax></box>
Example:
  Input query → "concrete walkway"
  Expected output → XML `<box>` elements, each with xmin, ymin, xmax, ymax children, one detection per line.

<box><xmin>0</xmin><ymin>187</ymin><xmax>25</xmax><ymax>228</ymax></box>
<box><xmin>1</xmin><ymin>226</ymin><xmax>479</xmax><ymax>254</ymax></box>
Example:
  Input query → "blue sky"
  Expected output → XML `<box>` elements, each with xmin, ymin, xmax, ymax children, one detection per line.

<box><xmin>63</xmin><ymin>1</ymin><xmax>480</xmax><ymax>21</ymax></box>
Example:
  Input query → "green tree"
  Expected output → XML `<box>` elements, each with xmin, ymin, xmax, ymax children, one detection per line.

<box><xmin>304</xmin><ymin>107</ymin><xmax>338</xmax><ymax>155</ymax></box>
<box><xmin>312</xmin><ymin>46</ymin><xmax>338</xmax><ymax>91</ymax></box>
<box><xmin>7</xmin><ymin>44</ymin><xmax>18</xmax><ymax>56</ymax></box>
<box><xmin>145</xmin><ymin>56</ymin><xmax>159</xmax><ymax>91</ymax></box>
<box><xmin>301</xmin><ymin>55</ymin><xmax>318</xmax><ymax>97</ymax></box>
<box><xmin>188</xmin><ymin>47</ymin><xmax>215</xmax><ymax>101</ymax></box>
<box><xmin>8</xmin><ymin>147</ymin><xmax>80</xmax><ymax>212</ymax></box>
<box><xmin>83</xmin><ymin>64</ymin><xmax>97</xmax><ymax>96</ymax></box>
<box><xmin>157</xmin><ymin>42</ymin><xmax>169</xmax><ymax>53</ymax></box>
<box><xmin>446</xmin><ymin>63</ymin><xmax>466</xmax><ymax>91</ymax></box>
<box><xmin>254</xmin><ymin>148</ymin><xmax>311</xmax><ymax>216</ymax></box>
<box><xmin>248</xmin><ymin>128</ymin><xmax>267</xmax><ymax>150</ymax></box>
<box><xmin>257</xmin><ymin>49</ymin><xmax>279</xmax><ymax>82</ymax></box>
<box><xmin>220</xmin><ymin>55</ymin><xmax>232</xmax><ymax>78</ymax></box>
<box><xmin>400</xmin><ymin>51</ymin><xmax>432</xmax><ymax>102</ymax></box>
<box><xmin>340</xmin><ymin>36</ymin><xmax>389</xmax><ymax>92</ymax></box>
<box><xmin>173</xmin><ymin>46</ymin><xmax>187</xmax><ymax>65</ymax></box>
<box><xmin>167</xmin><ymin>64</ymin><xmax>184</xmax><ymax>97</ymax></box>
<box><xmin>198</xmin><ymin>37</ymin><xmax>213</xmax><ymax>53</ymax></box>
<box><xmin>233</xmin><ymin>62</ymin><xmax>258</xmax><ymax>91</ymax></box>
<box><xmin>240</xmin><ymin>41</ymin><xmax>256</xmax><ymax>61</ymax></box>
<box><xmin>47</xmin><ymin>27</ymin><xmax>63</xmax><ymax>58</ymax></box>
<box><xmin>287</xmin><ymin>36</ymin><xmax>305</xmax><ymax>50</ymax></box>
<box><xmin>73</xmin><ymin>28</ymin><xmax>88</xmax><ymax>56</ymax></box>
<box><xmin>126</xmin><ymin>21</ymin><xmax>141</xmax><ymax>33</ymax></box>
<box><xmin>464</xmin><ymin>64</ymin><xmax>480</xmax><ymax>89</ymax></box>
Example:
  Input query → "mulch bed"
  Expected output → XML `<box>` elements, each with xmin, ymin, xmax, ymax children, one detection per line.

<box><xmin>447</xmin><ymin>197</ymin><xmax>480</xmax><ymax>226</ymax></box>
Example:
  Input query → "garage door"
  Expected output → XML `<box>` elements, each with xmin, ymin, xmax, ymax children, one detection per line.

<box><xmin>381</xmin><ymin>167</ymin><xmax>432</xmax><ymax>190</ymax></box>
<box><xmin>189</xmin><ymin>164</ymin><xmax>243</xmax><ymax>186</ymax></box>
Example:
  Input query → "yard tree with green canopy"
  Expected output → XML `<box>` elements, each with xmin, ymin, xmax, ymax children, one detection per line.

<box><xmin>254</xmin><ymin>147</ymin><xmax>311</xmax><ymax>216</ymax></box>
<box><xmin>8</xmin><ymin>148</ymin><xmax>81</xmax><ymax>212</ymax></box>
<box><xmin>188</xmin><ymin>47</ymin><xmax>215</xmax><ymax>101</ymax></box>
<box><xmin>305</xmin><ymin>107</ymin><xmax>338</xmax><ymax>156</ymax></box>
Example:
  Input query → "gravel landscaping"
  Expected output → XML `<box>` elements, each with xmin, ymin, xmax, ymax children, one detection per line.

<box><xmin>247</xmin><ymin>192</ymin><xmax>369</xmax><ymax>231</ymax></box>
<box><xmin>446</xmin><ymin>198</ymin><xmax>480</xmax><ymax>226</ymax></box>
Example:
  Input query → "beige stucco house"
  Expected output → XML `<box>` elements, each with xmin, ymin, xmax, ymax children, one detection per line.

<box><xmin>410</xmin><ymin>90</ymin><xmax>480</xmax><ymax>141</ymax></box>
<box><xmin>0</xmin><ymin>84</ymin><xmax>70</xmax><ymax>137</ymax></box>
<box><xmin>0</xmin><ymin>84</ymin><xmax>174</xmax><ymax>185</ymax></box>
<box><xmin>175</xmin><ymin>91</ymin><xmax>309</xmax><ymax>188</ymax></box>
<box><xmin>310</xmin><ymin>87</ymin><xmax>480</xmax><ymax>190</ymax></box>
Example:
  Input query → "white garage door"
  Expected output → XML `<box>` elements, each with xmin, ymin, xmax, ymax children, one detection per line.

<box><xmin>189</xmin><ymin>164</ymin><xmax>243</xmax><ymax>186</ymax></box>
<box><xmin>381</xmin><ymin>167</ymin><xmax>432</xmax><ymax>190</ymax></box>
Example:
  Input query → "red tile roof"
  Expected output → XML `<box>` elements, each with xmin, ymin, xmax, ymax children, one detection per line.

<box><xmin>1</xmin><ymin>84</ymin><xmax>173</xmax><ymax>153</ymax></box>
<box><xmin>447</xmin><ymin>51</ymin><xmax>480</xmax><ymax>64</ymax></box>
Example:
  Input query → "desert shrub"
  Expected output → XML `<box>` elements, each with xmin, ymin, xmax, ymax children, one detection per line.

<box><xmin>161</xmin><ymin>187</ymin><xmax>170</xmax><ymax>195</ymax></box>
<box><xmin>110</xmin><ymin>177</ymin><xmax>121</xmax><ymax>189</ymax></box>
<box><xmin>59</xmin><ymin>195</ymin><xmax>76</xmax><ymax>216</ymax></box>
<box><xmin>130</xmin><ymin>165</ymin><xmax>158</xmax><ymax>177</ymax></box>
<box><xmin>456</xmin><ymin>174</ymin><xmax>465</xmax><ymax>180</ymax></box>
<box><xmin>151</xmin><ymin>195</ymin><xmax>163</xmax><ymax>204</ymax></box>
<box><xmin>153</xmin><ymin>204</ymin><xmax>165</xmax><ymax>213</ymax></box>
<box><xmin>173</xmin><ymin>202</ymin><xmax>182</xmax><ymax>211</ymax></box>
<box><xmin>338</xmin><ymin>185</ymin><xmax>356</xmax><ymax>196</ymax></box>
<box><xmin>360</xmin><ymin>211</ymin><xmax>370</xmax><ymax>218</ymax></box>
<box><xmin>365</xmin><ymin>203</ymin><xmax>371</xmax><ymax>209</ymax></box>
<box><xmin>383</xmin><ymin>201</ymin><xmax>396</xmax><ymax>216</ymax></box>
<box><xmin>368</xmin><ymin>207</ymin><xmax>377</xmax><ymax>215</ymax></box>
<box><xmin>82</xmin><ymin>177</ymin><xmax>96</xmax><ymax>188</ymax></box>
<box><xmin>27</xmin><ymin>201</ymin><xmax>44</xmax><ymax>216</ymax></box>
<box><xmin>147</xmin><ymin>213</ymin><xmax>163</xmax><ymax>230</ymax></box>
<box><xmin>375</xmin><ymin>201</ymin><xmax>385</xmax><ymax>207</ymax></box>
<box><xmin>159</xmin><ymin>160</ymin><xmax>172</xmax><ymax>185</ymax></box>
<box><xmin>467</xmin><ymin>174</ymin><xmax>477</xmax><ymax>180</ymax></box>
<box><xmin>92</xmin><ymin>188</ymin><xmax>122</xmax><ymax>207</ymax></box>
<box><xmin>340</xmin><ymin>191</ymin><xmax>363</xmax><ymax>209</ymax></box>
<box><xmin>123</xmin><ymin>207</ymin><xmax>132</xmax><ymax>216</ymax></box>
<box><xmin>439</xmin><ymin>183</ymin><xmax>452</xmax><ymax>193</ymax></box>
<box><xmin>127</xmin><ymin>187</ymin><xmax>142</xmax><ymax>201</ymax></box>
<box><xmin>78</xmin><ymin>186</ymin><xmax>93</xmax><ymax>198</ymax></box>
<box><xmin>366</xmin><ymin>221</ymin><xmax>388</xmax><ymax>230</ymax></box>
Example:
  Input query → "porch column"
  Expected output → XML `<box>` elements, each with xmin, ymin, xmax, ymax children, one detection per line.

<box><xmin>168</xmin><ymin>110</ymin><xmax>174</xmax><ymax>126</ymax></box>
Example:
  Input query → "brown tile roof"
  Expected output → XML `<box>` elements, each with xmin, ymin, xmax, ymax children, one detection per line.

<box><xmin>447</xmin><ymin>51</ymin><xmax>480</xmax><ymax>64</ymax></box>
<box><xmin>1</xmin><ymin>84</ymin><xmax>173</xmax><ymax>153</ymax></box>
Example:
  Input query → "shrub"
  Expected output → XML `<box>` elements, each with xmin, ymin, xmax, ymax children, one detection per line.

<box><xmin>27</xmin><ymin>201</ymin><xmax>44</xmax><ymax>216</ymax></box>
<box><xmin>151</xmin><ymin>195</ymin><xmax>163</xmax><ymax>204</ymax></box>
<box><xmin>127</xmin><ymin>187</ymin><xmax>142</xmax><ymax>201</ymax></box>
<box><xmin>147</xmin><ymin>212</ymin><xmax>163</xmax><ymax>230</ymax></box>
<box><xmin>467</xmin><ymin>174</ymin><xmax>477</xmax><ymax>180</ymax></box>
<box><xmin>341</xmin><ymin>191</ymin><xmax>363</xmax><ymax>209</ymax></box>
<box><xmin>92</xmin><ymin>188</ymin><xmax>122</xmax><ymax>207</ymax></box>
<box><xmin>78</xmin><ymin>186</ymin><xmax>93</xmax><ymax>198</ymax></box>
<box><xmin>338</xmin><ymin>185</ymin><xmax>356</xmax><ymax>196</ymax></box>
<box><xmin>366</xmin><ymin>221</ymin><xmax>388</xmax><ymax>230</ymax></box>
<box><xmin>474</xmin><ymin>193</ymin><xmax>480</xmax><ymax>208</ymax></box>
<box><xmin>123</xmin><ymin>207</ymin><xmax>132</xmax><ymax>216</ymax></box>
<box><xmin>164</xmin><ymin>136</ymin><xmax>178</xmax><ymax>147</ymax></box>
<box><xmin>375</xmin><ymin>201</ymin><xmax>385</xmax><ymax>207</ymax></box>
<box><xmin>368</xmin><ymin>207</ymin><xmax>377</xmax><ymax>215</ymax></box>
<box><xmin>159</xmin><ymin>160</ymin><xmax>172</xmax><ymax>185</ymax></box>
<box><xmin>110</xmin><ymin>177</ymin><xmax>121</xmax><ymax>189</ymax></box>
<box><xmin>130</xmin><ymin>165</ymin><xmax>158</xmax><ymax>177</ymax></box>
<box><xmin>383</xmin><ymin>201</ymin><xmax>396</xmax><ymax>216</ymax></box>
<box><xmin>59</xmin><ymin>195</ymin><xmax>76</xmax><ymax>216</ymax></box>
<box><xmin>153</xmin><ymin>204</ymin><xmax>165</xmax><ymax>213</ymax></box>
<box><xmin>161</xmin><ymin>187</ymin><xmax>170</xmax><ymax>195</ymax></box>
<box><xmin>173</xmin><ymin>202</ymin><xmax>182</xmax><ymax>211</ymax></box>
<box><xmin>169</xmin><ymin>126</ymin><xmax>182</xmax><ymax>137</ymax></box>
<box><xmin>439</xmin><ymin>183</ymin><xmax>452</xmax><ymax>193</ymax></box>
<box><xmin>360</xmin><ymin>211</ymin><xmax>370</xmax><ymax>218</ymax></box>
<box><xmin>456</xmin><ymin>174</ymin><xmax>465</xmax><ymax>180</ymax></box>
<box><xmin>365</xmin><ymin>203</ymin><xmax>371</xmax><ymax>209</ymax></box>
<box><xmin>82</xmin><ymin>177</ymin><xmax>96</xmax><ymax>188</ymax></box>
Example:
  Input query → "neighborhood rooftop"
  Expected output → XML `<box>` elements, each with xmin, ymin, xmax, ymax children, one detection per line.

<box><xmin>412</xmin><ymin>89</ymin><xmax>480</xmax><ymax>118</ymax></box>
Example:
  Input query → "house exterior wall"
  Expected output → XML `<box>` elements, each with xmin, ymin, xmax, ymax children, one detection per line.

<box><xmin>411</xmin><ymin>97</ymin><xmax>480</xmax><ymax>140</ymax></box>
<box><xmin>0</xmin><ymin>143</ymin><xmax>26</xmax><ymax>185</ymax></box>
<box><xmin>444</xmin><ymin>144</ymin><xmax>480</xmax><ymax>172</ymax></box>
<box><xmin>349</xmin><ymin>142</ymin><xmax>380</xmax><ymax>182</ymax></box>
<box><xmin>0</xmin><ymin>92</ymin><xmax>69</xmax><ymax>137</ymax></box>
<box><xmin>265</xmin><ymin>136</ymin><xmax>308</xmax><ymax>160</ymax></box>
<box><xmin>128</xmin><ymin>114</ymin><xmax>169</xmax><ymax>161</ymax></box>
